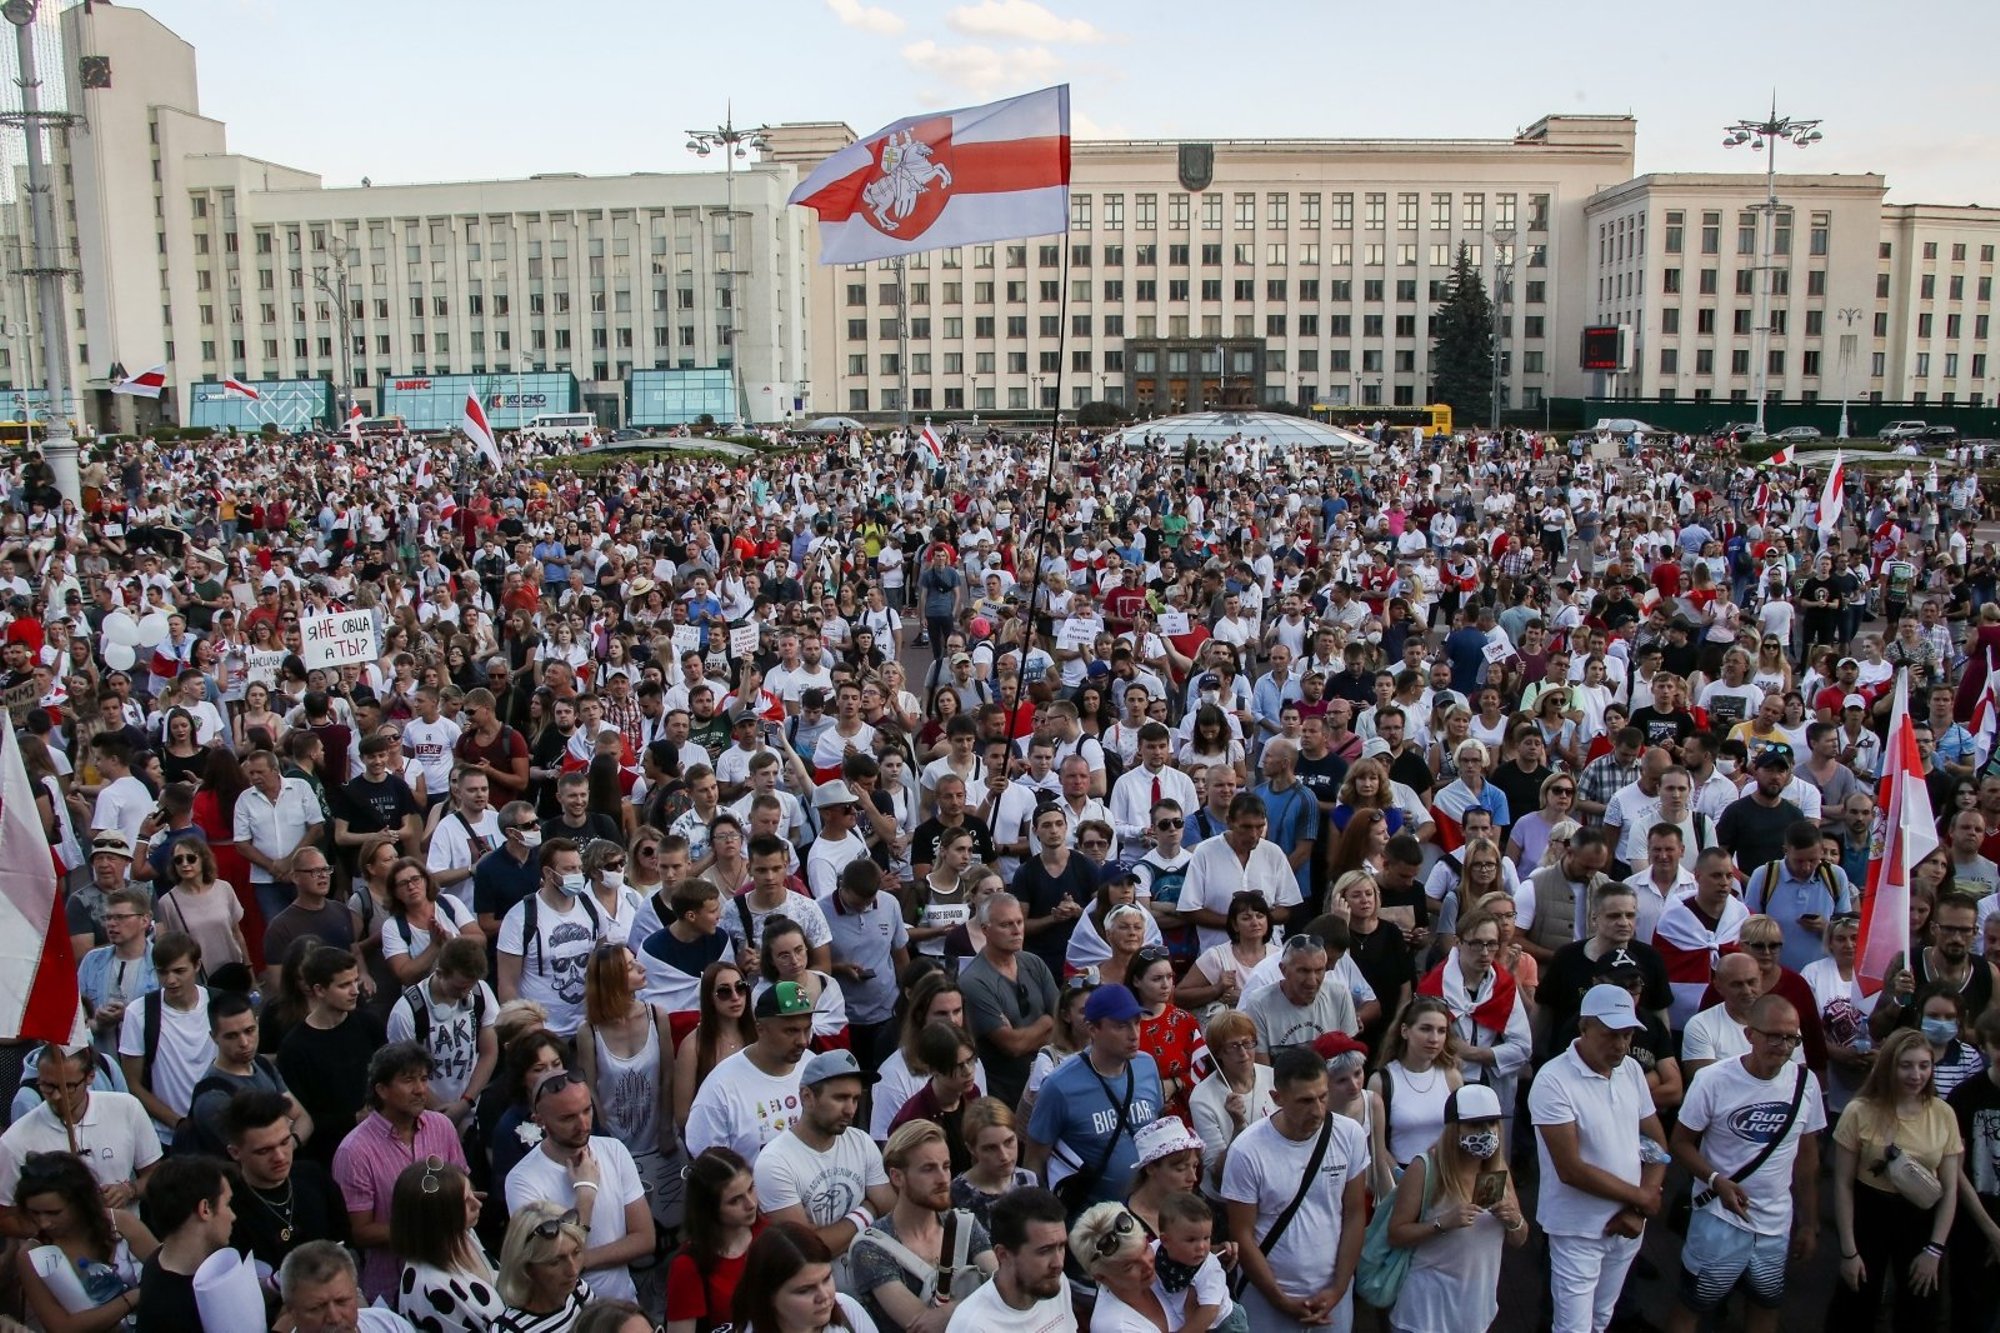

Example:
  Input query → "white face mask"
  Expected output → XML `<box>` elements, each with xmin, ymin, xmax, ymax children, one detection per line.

<box><xmin>1716</xmin><ymin>758</ymin><xmax>1738</xmax><ymax>776</ymax></box>
<box><xmin>599</xmin><ymin>871</ymin><xmax>625</xmax><ymax>892</ymax></box>
<box><xmin>516</xmin><ymin>828</ymin><xmax>543</xmax><ymax>849</ymax></box>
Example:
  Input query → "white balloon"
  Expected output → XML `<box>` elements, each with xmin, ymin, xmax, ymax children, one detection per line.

<box><xmin>135</xmin><ymin>613</ymin><xmax>171</xmax><ymax>648</ymax></box>
<box><xmin>104</xmin><ymin>612</ymin><xmax>141</xmax><ymax>647</ymax></box>
<box><xmin>102</xmin><ymin>642</ymin><xmax>136</xmax><ymax>671</ymax></box>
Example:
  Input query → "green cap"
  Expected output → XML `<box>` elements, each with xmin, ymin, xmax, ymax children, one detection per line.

<box><xmin>755</xmin><ymin>979</ymin><xmax>813</xmax><ymax>1019</ymax></box>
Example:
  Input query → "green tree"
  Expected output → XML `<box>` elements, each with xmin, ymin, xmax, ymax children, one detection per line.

<box><xmin>1430</xmin><ymin>243</ymin><xmax>1493</xmax><ymax>424</ymax></box>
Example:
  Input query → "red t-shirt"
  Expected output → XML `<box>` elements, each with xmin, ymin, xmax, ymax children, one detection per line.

<box><xmin>665</xmin><ymin>1222</ymin><xmax>767</xmax><ymax>1330</ymax></box>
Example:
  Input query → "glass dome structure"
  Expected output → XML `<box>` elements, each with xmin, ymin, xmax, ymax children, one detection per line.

<box><xmin>1107</xmin><ymin>411</ymin><xmax>1377</xmax><ymax>454</ymax></box>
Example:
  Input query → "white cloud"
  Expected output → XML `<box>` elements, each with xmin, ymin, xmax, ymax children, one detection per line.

<box><xmin>826</xmin><ymin>0</ymin><xmax>906</xmax><ymax>36</ymax></box>
<box><xmin>946</xmin><ymin>0</ymin><xmax>1112</xmax><ymax>45</ymax></box>
<box><xmin>1071</xmin><ymin>109</ymin><xmax>1127</xmax><ymax>140</ymax></box>
<box><xmin>900</xmin><ymin>39</ymin><xmax>1066</xmax><ymax>99</ymax></box>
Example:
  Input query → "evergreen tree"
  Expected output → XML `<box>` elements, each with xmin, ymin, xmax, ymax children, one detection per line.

<box><xmin>1430</xmin><ymin>243</ymin><xmax>1493</xmax><ymax>424</ymax></box>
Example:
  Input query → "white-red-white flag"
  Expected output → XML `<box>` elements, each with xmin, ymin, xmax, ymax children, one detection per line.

<box><xmin>1816</xmin><ymin>451</ymin><xmax>1845</xmax><ymax>532</ymax></box>
<box><xmin>462</xmin><ymin>393</ymin><xmax>502</xmax><ymax>470</ymax></box>
<box><xmin>1973</xmin><ymin>650</ymin><xmax>2000</xmax><ymax>771</ymax></box>
<box><xmin>919</xmin><ymin>423</ymin><xmax>945</xmax><ymax>462</ymax></box>
<box><xmin>788</xmin><ymin>85</ymin><xmax>1071</xmax><ymax>266</ymax></box>
<box><xmin>345</xmin><ymin>404</ymin><xmax>363</xmax><ymax>448</ymax></box>
<box><xmin>0</xmin><ymin>722</ymin><xmax>85</xmax><ymax>1045</ymax></box>
<box><xmin>1763</xmin><ymin>443</ymin><xmax>1794</xmax><ymax>467</ymax></box>
<box><xmin>221</xmin><ymin>377</ymin><xmax>261</xmax><ymax>401</ymax></box>
<box><xmin>1856</xmin><ymin>670</ymin><xmax>1939</xmax><ymax>991</ymax></box>
<box><xmin>110</xmin><ymin>364</ymin><xmax>166</xmax><ymax>399</ymax></box>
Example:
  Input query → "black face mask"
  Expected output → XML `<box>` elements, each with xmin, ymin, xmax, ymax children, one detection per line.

<box><xmin>1153</xmin><ymin>1251</ymin><xmax>1203</xmax><ymax>1294</ymax></box>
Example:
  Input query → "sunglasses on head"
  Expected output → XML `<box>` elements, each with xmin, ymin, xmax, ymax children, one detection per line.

<box><xmin>531</xmin><ymin>1071</ymin><xmax>584</xmax><ymax>1103</ymax></box>
<box><xmin>531</xmin><ymin>1209</ymin><xmax>582</xmax><ymax>1240</ymax></box>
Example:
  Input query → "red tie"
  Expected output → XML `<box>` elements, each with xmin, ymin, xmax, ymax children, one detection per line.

<box><xmin>1151</xmin><ymin>773</ymin><xmax>1162</xmax><ymax>807</ymax></box>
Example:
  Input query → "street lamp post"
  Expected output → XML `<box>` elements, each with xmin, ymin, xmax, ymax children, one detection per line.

<box><xmin>1724</xmin><ymin>102</ymin><xmax>1822</xmax><ymax>435</ymax></box>
<box><xmin>2</xmin><ymin>0</ymin><xmax>77</xmax><ymax>501</ymax></box>
<box><xmin>1835</xmin><ymin>306</ymin><xmax>1863</xmax><ymax>439</ymax></box>
<box><xmin>686</xmin><ymin>105</ymin><xmax>770</xmax><ymax>430</ymax></box>
<box><xmin>1489</xmin><ymin>228</ymin><xmax>1516</xmax><ymax>432</ymax></box>
<box><xmin>311</xmin><ymin>236</ymin><xmax>353</xmax><ymax>430</ymax></box>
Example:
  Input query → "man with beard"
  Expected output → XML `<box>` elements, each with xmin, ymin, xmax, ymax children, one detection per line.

<box><xmin>754</xmin><ymin>1049</ymin><xmax>897</xmax><ymax>1273</ymax></box>
<box><xmin>686</xmin><ymin>980</ymin><xmax>817</xmax><ymax>1158</ymax></box>
<box><xmin>854</xmin><ymin>1118</ymin><xmax>1000</xmax><ymax>1333</ymax></box>
<box><xmin>503</xmin><ymin>1067</ymin><xmax>653</xmax><ymax>1304</ymax></box>
<box><xmin>943</xmin><ymin>1187</ymin><xmax>1075</xmax><ymax>1333</ymax></box>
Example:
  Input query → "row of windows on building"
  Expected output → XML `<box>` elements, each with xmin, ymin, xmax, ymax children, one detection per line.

<box><xmin>1655</xmin><ymin>346</ymin><xmax>1988</xmax><ymax>380</ymax></box>
<box><xmin>1062</xmin><ymin>190</ymin><xmax>1553</xmax><ymax>233</ymax></box>
<box><xmin>1643</xmin><ymin>305</ymin><xmax>1993</xmax><ymax>343</ymax></box>
<box><xmin>842</xmin><ymin>378</ymin><xmax>1507</xmax><ymax>413</ymax></box>
<box><xmin>844</xmin><ymin>239</ymin><xmax>1542</xmax><ymax>277</ymax></box>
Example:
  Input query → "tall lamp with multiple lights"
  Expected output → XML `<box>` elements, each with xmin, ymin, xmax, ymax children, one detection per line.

<box><xmin>686</xmin><ymin>108</ymin><xmax>769</xmax><ymax>431</ymax></box>
<box><xmin>1724</xmin><ymin>104</ymin><xmax>1822</xmax><ymax>434</ymax></box>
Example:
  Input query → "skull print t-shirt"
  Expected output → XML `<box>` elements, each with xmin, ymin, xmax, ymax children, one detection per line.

<box><xmin>497</xmin><ymin>893</ymin><xmax>602</xmax><ymax>1036</ymax></box>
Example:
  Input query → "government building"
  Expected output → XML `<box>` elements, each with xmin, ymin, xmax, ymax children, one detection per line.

<box><xmin>0</xmin><ymin>1</ymin><xmax>1993</xmax><ymax>434</ymax></box>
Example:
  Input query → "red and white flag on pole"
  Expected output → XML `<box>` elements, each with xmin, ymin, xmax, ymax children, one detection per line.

<box><xmin>462</xmin><ymin>393</ymin><xmax>502</xmax><ymax>470</ymax></box>
<box><xmin>109</xmin><ymin>364</ymin><xmax>166</xmax><ymax>399</ymax></box>
<box><xmin>1973</xmin><ymin>650</ymin><xmax>2000</xmax><ymax>771</ymax></box>
<box><xmin>0</xmin><ymin>723</ymin><xmax>85</xmax><ymax>1046</ymax></box>
<box><xmin>345</xmin><ymin>404</ymin><xmax>363</xmax><ymax>448</ymax></box>
<box><xmin>1856</xmin><ymin>669</ymin><xmax>1939</xmax><ymax>992</ymax></box>
<box><xmin>1816</xmin><ymin>450</ymin><xmax>1846</xmax><ymax>533</ymax></box>
<box><xmin>918</xmin><ymin>423</ymin><xmax>945</xmax><ymax>462</ymax></box>
<box><xmin>1763</xmin><ymin>444</ymin><xmax>1794</xmax><ymax>467</ymax></box>
<box><xmin>221</xmin><ymin>377</ymin><xmax>261</xmax><ymax>401</ymax></box>
<box><xmin>787</xmin><ymin>85</ymin><xmax>1071</xmax><ymax>266</ymax></box>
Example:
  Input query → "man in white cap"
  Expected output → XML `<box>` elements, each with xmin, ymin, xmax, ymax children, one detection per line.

<box><xmin>1529</xmin><ymin>983</ymin><xmax>1669</xmax><ymax>1333</ymax></box>
<box><xmin>806</xmin><ymin>779</ymin><xmax>872</xmax><ymax>898</ymax></box>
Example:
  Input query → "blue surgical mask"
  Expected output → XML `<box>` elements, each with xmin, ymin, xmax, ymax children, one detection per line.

<box><xmin>558</xmin><ymin>872</ymin><xmax>588</xmax><ymax>898</ymax></box>
<box><xmin>1922</xmin><ymin>1017</ymin><xmax>1959</xmax><ymax>1046</ymax></box>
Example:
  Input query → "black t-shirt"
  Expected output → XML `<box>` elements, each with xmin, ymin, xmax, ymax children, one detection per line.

<box><xmin>1347</xmin><ymin>919</ymin><xmax>1413</xmax><ymax>1047</ymax></box>
<box><xmin>1628</xmin><ymin>707</ymin><xmax>1696</xmax><ymax>752</ymax></box>
<box><xmin>1386</xmin><ymin>747</ymin><xmax>1434</xmax><ymax>801</ymax></box>
<box><xmin>1800</xmin><ymin>576</ymin><xmax>1842</xmax><ymax>624</ymax></box>
<box><xmin>229</xmin><ymin>1158</ymin><xmax>351</xmax><ymax>1272</ymax></box>
<box><xmin>1010</xmin><ymin>853</ymin><xmax>1096</xmax><ymax>976</ymax></box>
<box><xmin>910</xmin><ymin>817</ymin><xmax>996</xmax><ymax>871</ymax></box>
<box><xmin>1297</xmin><ymin>752</ymin><xmax>1350</xmax><ymax>812</ymax></box>
<box><xmin>1490</xmin><ymin>762</ymin><xmax>1553</xmax><ymax>826</ymax></box>
<box><xmin>1540</xmin><ymin>939</ymin><xmax>1675</xmax><ymax>1037</ymax></box>
<box><xmin>1715</xmin><ymin>796</ymin><xmax>1805</xmax><ymax>874</ymax></box>
<box><xmin>540</xmin><ymin>811</ymin><xmax>623</xmax><ymax>846</ymax></box>
<box><xmin>276</xmin><ymin>1012</ymin><xmax>387</xmax><ymax>1169</ymax></box>
<box><xmin>134</xmin><ymin>1255</ymin><xmax>202</xmax><ymax>1333</ymax></box>
<box><xmin>340</xmin><ymin>773</ymin><xmax>421</xmax><ymax>834</ymax></box>
<box><xmin>529</xmin><ymin>728</ymin><xmax>571</xmax><ymax>816</ymax></box>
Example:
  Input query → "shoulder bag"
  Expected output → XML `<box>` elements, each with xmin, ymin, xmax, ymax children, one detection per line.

<box><xmin>1228</xmin><ymin>1111</ymin><xmax>1336</xmax><ymax>1299</ymax></box>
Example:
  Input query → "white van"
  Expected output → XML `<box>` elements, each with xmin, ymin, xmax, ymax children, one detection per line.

<box><xmin>527</xmin><ymin>412</ymin><xmax>597</xmax><ymax>443</ymax></box>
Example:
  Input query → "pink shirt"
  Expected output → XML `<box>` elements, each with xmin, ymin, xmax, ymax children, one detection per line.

<box><xmin>331</xmin><ymin>1110</ymin><xmax>467</xmax><ymax>1302</ymax></box>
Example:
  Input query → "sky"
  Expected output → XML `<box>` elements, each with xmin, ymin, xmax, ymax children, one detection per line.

<box><xmin>110</xmin><ymin>0</ymin><xmax>2000</xmax><ymax>206</ymax></box>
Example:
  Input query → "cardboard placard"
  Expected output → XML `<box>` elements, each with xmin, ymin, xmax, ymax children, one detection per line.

<box><xmin>671</xmin><ymin>625</ymin><xmax>703</xmax><ymax>657</ymax></box>
<box><xmin>1158</xmin><ymin>610</ymin><xmax>1191</xmax><ymax>636</ymax></box>
<box><xmin>729</xmin><ymin>623</ymin><xmax>760</xmax><ymax>659</ymax></box>
<box><xmin>299</xmin><ymin>610</ymin><xmax>378</xmax><ymax>671</ymax></box>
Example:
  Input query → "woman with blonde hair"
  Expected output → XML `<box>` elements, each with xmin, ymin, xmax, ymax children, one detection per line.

<box><xmin>1829</xmin><ymin>1027</ymin><xmax>1960</xmax><ymax>1330</ymax></box>
<box><xmin>1382</xmin><ymin>1084</ymin><xmax>1528</xmax><ymax>1333</ymax></box>
<box><xmin>949</xmin><ymin>1097</ymin><xmax>1037</xmax><ymax>1230</ymax></box>
<box><xmin>494</xmin><ymin>1201</ymin><xmax>592</xmax><ymax>1330</ymax></box>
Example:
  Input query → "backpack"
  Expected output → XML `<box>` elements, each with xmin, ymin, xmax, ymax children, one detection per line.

<box><xmin>520</xmin><ymin>889</ymin><xmax>604</xmax><ymax>974</ymax></box>
<box><xmin>1752</xmin><ymin>859</ymin><xmax>1840</xmax><ymax>916</ymax></box>
<box><xmin>171</xmin><ymin>1055</ymin><xmax>280</xmax><ymax>1157</ymax></box>
<box><xmin>848</xmin><ymin>1209</ymin><xmax>984</xmax><ymax>1307</ymax></box>
<box><xmin>399</xmin><ymin>980</ymin><xmax>488</xmax><ymax>1045</ymax></box>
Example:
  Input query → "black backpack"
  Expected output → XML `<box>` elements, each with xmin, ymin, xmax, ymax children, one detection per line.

<box><xmin>398</xmin><ymin>981</ymin><xmax>488</xmax><ymax>1044</ymax></box>
<box><xmin>170</xmin><ymin>1055</ymin><xmax>280</xmax><ymax>1157</ymax></box>
<box><xmin>519</xmin><ymin>890</ymin><xmax>603</xmax><ymax>974</ymax></box>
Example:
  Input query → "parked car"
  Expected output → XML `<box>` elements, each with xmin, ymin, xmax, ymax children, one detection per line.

<box><xmin>1913</xmin><ymin>424</ymin><xmax>1960</xmax><ymax>449</ymax></box>
<box><xmin>1878</xmin><ymin>420</ymin><xmax>1929</xmax><ymax>440</ymax></box>
<box><xmin>1770</xmin><ymin>426</ymin><xmax>1822</xmax><ymax>442</ymax></box>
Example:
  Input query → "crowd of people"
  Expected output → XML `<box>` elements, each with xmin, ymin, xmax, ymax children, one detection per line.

<box><xmin>0</xmin><ymin>415</ymin><xmax>1994</xmax><ymax>1333</ymax></box>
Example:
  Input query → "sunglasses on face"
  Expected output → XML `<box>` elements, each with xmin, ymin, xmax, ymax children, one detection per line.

<box><xmin>1154</xmin><ymin>817</ymin><xmax>1184</xmax><ymax>831</ymax></box>
<box><xmin>715</xmin><ymin>981</ymin><xmax>751</xmax><ymax>999</ymax></box>
<box><xmin>1093</xmin><ymin>1210</ymin><xmax>1140</xmax><ymax>1258</ymax></box>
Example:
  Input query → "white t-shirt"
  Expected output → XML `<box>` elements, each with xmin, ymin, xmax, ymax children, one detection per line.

<box><xmin>426</xmin><ymin>808</ymin><xmax>503</xmax><ymax>896</ymax></box>
<box><xmin>504</xmin><ymin>1136</ymin><xmax>646</xmax><ymax>1304</ymax></box>
<box><xmin>118</xmin><ymin>991</ymin><xmax>216</xmax><ymax>1139</ymax></box>
<box><xmin>943</xmin><ymin>1272</ymin><xmax>1075</xmax><ymax>1333</ymax></box>
<box><xmin>380</xmin><ymin>895</ymin><xmax>478</xmax><ymax>967</ymax></box>
<box><xmin>400</xmin><ymin>716</ymin><xmax>462</xmax><ymax>793</ymax></box>
<box><xmin>684</xmin><ymin>1047</ymin><xmax>805</xmax><ymax>1161</ymax></box>
<box><xmin>496</xmin><ymin>894</ymin><xmax>606</xmax><ymax>1036</ymax></box>
<box><xmin>1178</xmin><ymin>839</ymin><xmax>1303</xmax><ymax>953</ymax></box>
<box><xmin>92</xmin><ymin>775</ymin><xmax>153</xmax><ymax>848</ymax></box>
<box><xmin>1681</xmin><ymin>1005</ymin><xmax>1805</xmax><ymax>1070</ymax></box>
<box><xmin>1676</xmin><ymin>1056</ymin><xmax>1825</xmax><ymax>1236</ymax></box>
<box><xmin>384</xmin><ymin>979</ymin><xmax>499</xmax><ymax>1104</ymax></box>
<box><xmin>721</xmin><ymin>890</ymin><xmax>833</xmax><ymax>960</ymax></box>
<box><xmin>1219</xmin><ymin>1113</ymin><xmax>1370</xmax><ymax>1298</ymax></box>
<box><xmin>752</xmin><ymin>1126</ymin><xmax>888</xmax><ymax>1228</ymax></box>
